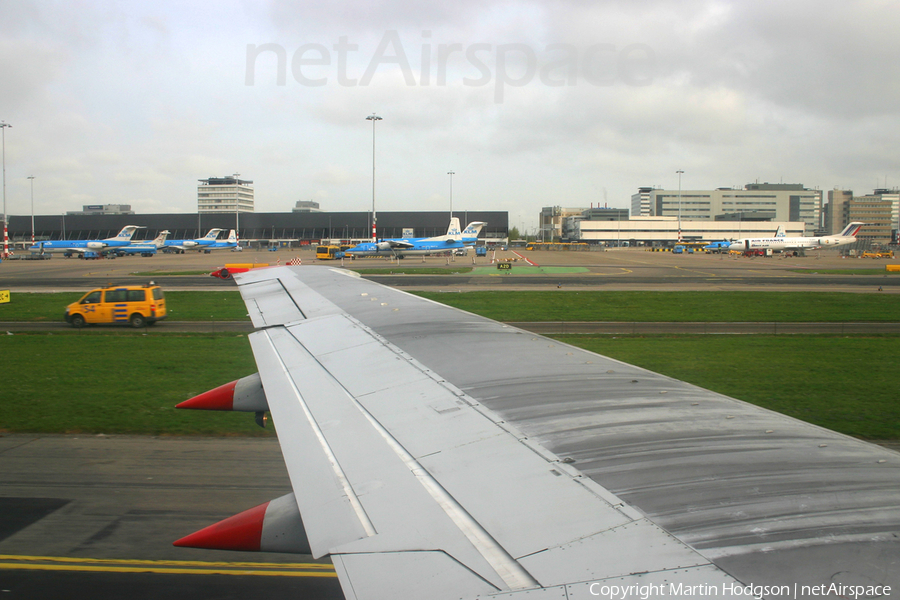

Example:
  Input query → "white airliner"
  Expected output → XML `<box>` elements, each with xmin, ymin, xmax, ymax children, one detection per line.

<box><xmin>730</xmin><ymin>222</ymin><xmax>864</xmax><ymax>253</ymax></box>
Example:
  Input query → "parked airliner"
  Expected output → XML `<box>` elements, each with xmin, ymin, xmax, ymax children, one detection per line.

<box><xmin>29</xmin><ymin>226</ymin><xmax>143</xmax><ymax>255</ymax></box>
<box><xmin>729</xmin><ymin>222</ymin><xmax>864</xmax><ymax>253</ymax></box>
<box><xmin>160</xmin><ymin>229</ymin><xmax>224</xmax><ymax>253</ymax></box>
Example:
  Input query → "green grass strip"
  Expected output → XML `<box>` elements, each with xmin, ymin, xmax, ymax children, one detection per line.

<box><xmin>414</xmin><ymin>291</ymin><xmax>900</xmax><ymax>322</ymax></box>
<box><xmin>349</xmin><ymin>267</ymin><xmax>473</xmax><ymax>275</ymax></box>
<box><xmin>0</xmin><ymin>333</ymin><xmax>267</xmax><ymax>436</ymax></box>
<box><xmin>0</xmin><ymin>291</ymin><xmax>250</xmax><ymax>322</ymax></box>
<box><xmin>469</xmin><ymin>266</ymin><xmax>589</xmax><ymax>274</ymax></box>
<box><xmin>790</xmin><ymin>268</ymin><xmax>900</xmax><ymax>275</ymax></box>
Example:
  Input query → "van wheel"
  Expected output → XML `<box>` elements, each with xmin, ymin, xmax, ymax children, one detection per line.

<box><xmin>129</xmin><ymin>314</ymin><xmax>146</xmax><ymax>328</ymax></box>
<box><xmin>70</xmin><ymin>314</ymin><xmax>86</xmax><ymax>328</ymax></box>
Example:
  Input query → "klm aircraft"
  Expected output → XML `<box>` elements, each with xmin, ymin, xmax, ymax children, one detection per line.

<box><xmin>342</xmin><ymin>225</ymin><xmax>468</xmax><ymax>258</ymax></box>
<box><xmin>29</xmin><ymin>225</ymin><xmax>143</xmax><ymax>255</ymax></box>
<box><xmin>406</xmin><ymin>218</ymin><xmax>486</xmax><ymax>246</ymax></box>
<box><xmin>160</xmin><ymin>229</ymin><xmax>224</xmax><ymax>253</ymax></box>
<box><xmin>341</xmin><ymin>218</ymin><xmax>485</xmax><ymax>259</ymax></box>
<box><xmin>200</xmin><ymin>230</ymin><xmax>240</xmax><ymax>252</ymax></box>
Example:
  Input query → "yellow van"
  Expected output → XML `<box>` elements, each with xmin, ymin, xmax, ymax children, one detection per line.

<box><xmin>65</xmin><ymin>284</ymin><xmax>167</xmax><ymax>328</ymax></box>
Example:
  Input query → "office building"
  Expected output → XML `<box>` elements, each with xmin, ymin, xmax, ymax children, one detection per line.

<box><xmin>630</xmin><ymin>183</ymin><xmax>823</xmax><ymax>235</ymax></box>
<box><xmin>826</xmin><ymin>189</ymin><xmax>897</xmax><ymax>245</ymax></box>
<box><xmin>198</xmin><ymin>176</ymin><xmax>254</xmax><ymax>214</ymax></box>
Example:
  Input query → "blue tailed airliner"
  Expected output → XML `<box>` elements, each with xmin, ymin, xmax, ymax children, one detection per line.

<box><xmin>29</xmin><ymin>225</ymin><xmax>143</xmax><ymax>255</ymax></box>
<box><xmin>341</xmin><ymin>218</ymin><xmax>486</xmax><ymax>259</ymax></box>
<box><xmin>160</xmin><ymin>229</ymin><xmax>224</xmax><ymax>253</ymax></box>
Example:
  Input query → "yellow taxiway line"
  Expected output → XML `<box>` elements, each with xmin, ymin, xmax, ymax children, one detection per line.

<box><xmin>0</xmin><ymin>555</ymin><xmax>337</xmax><ymax>578</ymax></box>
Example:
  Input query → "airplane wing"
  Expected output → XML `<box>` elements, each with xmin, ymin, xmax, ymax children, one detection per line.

<box><xmin>178</xmin><ymin>266</ymin><xmax>900</xmax><ymax>599</ymax></box>
<box><xmin>384</xmin><ymin>240</ymin><xmax>414</xmax><ymax>249</ymax></box>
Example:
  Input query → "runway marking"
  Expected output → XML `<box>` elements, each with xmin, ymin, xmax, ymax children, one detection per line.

<box><xmin>0</xmin><ymin>554</ymin><xmax>337</xmax><ymax>578</ymax></box>
<box><xmin>671</xmin><ymin>266</ymin><xmax>718</xmax><ymax>276</ymax></box>
<box><xmin>512</xmin><ymin>251</ymin><xmax>538</xmax><ymax>266</ymax></box>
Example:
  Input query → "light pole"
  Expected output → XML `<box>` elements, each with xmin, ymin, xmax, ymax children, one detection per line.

<box><xmin>1</xmin><ymin>121</ymin><xmax>11</xmax><ymax>258</ymax></box>
<box><xmin>447</xmin><ymin>170</ymin><xmax>455</xmax><ymax>225</ymax></box>
<box><xmin>28</xmin><ymin>175</ymin><xmax>35</xmax><ymax>246</ymax></box>
<box><xmin>233</xmin><ymin>173</ymin><xmax>241</xmax><ymax>246</ymax></box>
<box><xmin>676</xmin><ymin>170</ymin><xmax>684</xmax><ymax>244</ymax></box>
<box><xmin>366</xmin><ymin>113</ymin><xmax>382</xmax><ymax>241</ymax></box>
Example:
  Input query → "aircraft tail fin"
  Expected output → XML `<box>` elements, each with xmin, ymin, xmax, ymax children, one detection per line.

<box><xmin>462</xmin><ymin>221</ymin><xmax>486</xmax><ymax>241</ymax></box>
<box><xmin>203</xmin><ymin>228</ymin><xmax>223</xmax><ymax>240</ymax></box>
<box><xmin>446</xmin><ymin>217</ymin><xmax>461</xmax><ymax>237</ymax></box>
<box><xmin>108</xmin><ymin>225</ymin><xmax>143</xmax><ymax>241</ymax></box>
<box><xmin>775</xmin><ymin>225</ymin><xmax>785</xmax><ymax>237</ymax></box>
<box><xmin>839</xmin><ymin>222</ymin><xmax>864</xmax><ymax>237</ymax></box>
<box><xmin>226</xmin><ymin>230</ymin><xmax>237</xmax><ymax>243</ymax></box>
<box><xmin>151</xmin><ymin>230</ymin><xmax>170</xmax><ymax>247</ymax></box>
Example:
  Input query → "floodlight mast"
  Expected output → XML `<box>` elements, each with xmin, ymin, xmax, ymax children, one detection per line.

<box><xmin>676</xmin><ymin>170</ymin><xmax>684</xmax><ymax>244</ymax></box>
<box><xmin>1</xmin><ymin>121</ymin><xmax>11</xmax><ymax>258</ymax></box>
<box><xmin>366</xmin><ymin>114</ymin><xmax>382</xmax><ymax>242</ymax></box>
<box><xmin>28</xmin><ymin>175</ymin><xmax>35</xmax><ymax>245</ymax></box>
<box><xmin>448</xmin><ymin>170</ymin><xmax>455</xmax><ymax>224</ymax></box>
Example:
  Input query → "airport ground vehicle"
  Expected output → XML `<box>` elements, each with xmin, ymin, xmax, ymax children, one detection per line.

<box><xmin>112</xmin><ymin>246</ymin><xmax>157</xmax><ymax>257</ymax></box>
<box><xmin>476</xmin><ymin>246</ymin><xmax>487</xmax><ymax>256</ymax></box>
<box><xmin>64</xmin><ymin>283</ymin><xmax>167</xmax><ymax>328</ymax></box>
<box><xmin>316</xmin><ymin>245</ymin><xmax>341</xmax><ymax>260</ymax></box>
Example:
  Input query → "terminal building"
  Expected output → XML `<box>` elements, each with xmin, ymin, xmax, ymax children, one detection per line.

<box><xmin>575</xmin><ymin>216</ymin><xmax>804</xmax><ymax>246</ymax></box>
<box><xmin>6</xmin><ymin>211</ymin><xmax>508</xmax><ymax>247</ymax></box>
<box><xmin>630</xmin><ymin>183</ymin><xmax>823</xmax><ymax>236</ymax></box>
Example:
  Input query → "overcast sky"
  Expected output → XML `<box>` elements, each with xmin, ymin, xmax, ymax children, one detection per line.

<box><xmin>2</xmin><ymin>0</ymin><xmax>899</xmax><ymax>231</ymax></box>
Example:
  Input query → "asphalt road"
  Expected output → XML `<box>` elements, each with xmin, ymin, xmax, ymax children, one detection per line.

<box><xmin>0</xmin><ymin>434</ymin><xmax>344</xmax><ymax>600</ymax></box>
<box><xmin>2</xmin><ymin>246</ymin><xmax>898</xmax><ymax>292</ymax></box>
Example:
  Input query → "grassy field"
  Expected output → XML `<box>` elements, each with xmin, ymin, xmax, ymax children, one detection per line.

<box><xmin>2</xmin><ymin>329</ymin><xmax>898</xmax><ymax>440</ymax></box>
<box><xmin>414</xmin><ymin>290</ymin><xmax>900</xmax><ymax>322</ymax></box>
<box><xmin>1</xmin><ymin>333</ymin><xmax>267</xmax><ymax>436</ymax></box>
<box><xmin>3</xmin><ymin>290</ymin><xmax>898</xmax><ymax>440</ymax></box>
<box><xmin>5</xmin><ymin>290</ymin><xmax>900</xmax><ymax>323</ymax></box>
<box><xmin>348</xmin><ymin>267</ymin><xmax>473</xmax><ymax>275</ymax></box>
<box><xmin>0</xmin><ymin>291</ymin><xmax>250</xmax><ymax>322</ymax></box>
<box><xmin>792</xmin><ymin>268</ymin><xmax>900</xmax><ymax>275</ymax></box>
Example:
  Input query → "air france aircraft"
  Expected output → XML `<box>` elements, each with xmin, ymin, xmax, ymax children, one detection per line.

<box><xmin>161</xmin><ymin>229</ymin><xmax>224</xmax><ymax>253</ymax></box>
<box><xmin>29</xmin><ymin>225</ymin><xmax>144</xmax><ymax>255</ymax></box>
<box><xmin>729</xmin><ymin>222</ymin><xmax>864</xmax><ymax>253</ymax></box>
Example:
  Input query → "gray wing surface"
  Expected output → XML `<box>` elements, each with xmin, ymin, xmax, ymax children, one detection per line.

<box><xmin>231</xmin><ymin>266</ymin><xmax>898</xmax><ymax>599</ymax></box>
